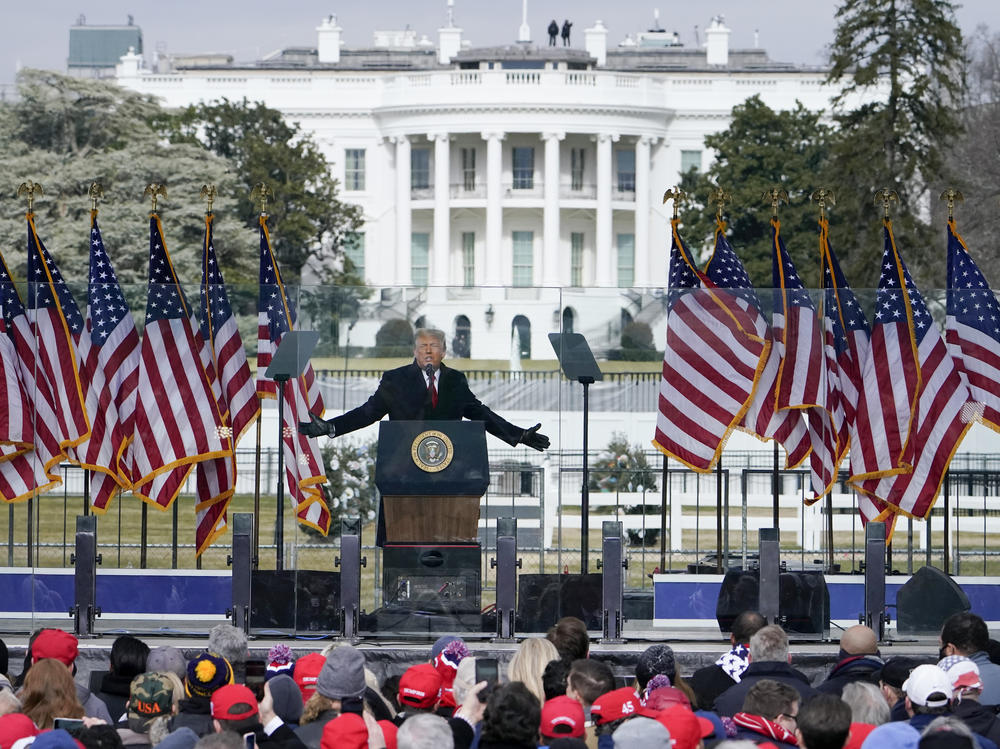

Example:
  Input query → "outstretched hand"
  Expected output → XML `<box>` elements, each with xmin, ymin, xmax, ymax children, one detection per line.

<box><xmin>298</xmin><ymin>412</ymin><xmax>332</xmax><ymax>438</ymax></box>
<box><xmin>521</xmin><ymin>423</ymin><xmax>550</xmax><ymax>451</ymax></box>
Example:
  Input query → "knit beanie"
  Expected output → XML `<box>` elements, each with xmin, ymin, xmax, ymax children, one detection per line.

<box><xmin>433</xmin><ymin>639</ymin><xmax>469</xmax><ymax>709</ymax></box>
<box><xmin>266</xmin><ymin>674</ymin><xmax>303</xmax><ymax>724</ymax></box>
<box><xmin>185</xmin><ymin>652</ymin><xmax>234</xmax><ymax>699</ymax></box>
<box><xmin>266</xmin><ymin>644</ymin><xmax>296</xmax><ymax>681</ymax></box>
<box><xmin>636</xmin><ymin>645</ymin><xmax>676</xmax><ymax>689</ymax></box>
<box><xmin>316</xmin><ymin>646</ymin><xmax>366</xmax><ymax>700</ymax></box>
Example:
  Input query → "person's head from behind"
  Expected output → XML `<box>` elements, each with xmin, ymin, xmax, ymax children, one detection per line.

<box><xmin>208</xmin><ymin>624</ymin><xmax>248</xmax><ymax>670</ymax></box>
<box><xmin>20</xmin><ymin>658</ymin><xmax>83</xmax><ymax>729</ymax></box>
<box><xmin>742</xmin><ymin>679</ymin><xmax>799</xmax><ymax>734</ymax></box>
<box><xmin>194</xmin><ymin>732</ymin><xmax>243</xmax><ymax>749</ymax></box>
<box><xmin>210</xmin><ymin>684</ymin><xmax>260</xmax><ymax>734</ymax></box>
<box><xmin>567</xmin><ymin>658</ymin><xmax>615</xmax><ymax>710</ymax></box>
<box><xmin>414</xmin><ymin>329</ymin><xmax>446</xmax><ymax>370</ymax></box>
<box><xmin>75</xmin><ymin>724</ymin><xmax>124</xmax><ymax>749</ymax></box>
<box><xmin>839</xmin><ymin>625</ymin><xmax>878</xmax><ymax>657</ymax></box>
<box><xmin>731</xmin><ymin>611</ymin><xmax>767</xmax><ymax>646</ymax></box>
<box><xmin>481</xmin><ymin>682</ymin><xmax>541</xmax><ymax>747</ymax></box>
<box><xmin>877</xmin><ymin>656</ymin><xmax>915</xmax><ymax>709</ymax></box>
<box><xmin>635</xmin><ymin>644</ymin><xmax>676</xmax><ymax>691</ymax></box>
<box><xmin>919</xmin><ymin>716</ymin><xmax>978</xmax><ymax>748</ymax></box>
<box><xmin>940</xmin><ymin>657</ymin><xmax>983</xmax><ymax>704</ymax></box>
<box><xmin>840</xmin><ymin>681</ymin><xmax>889</xmax><ymax>726</ymax></box>
<box><xmin>543</xmin><ymin>658</ymin><xmax>571</xmax><ymax>700</ymax></box>
<box><xmin>186</xmin><ymin>652</ymin><xmax>235</xmax><ymax>700</ymax></box>
<box><xmin>507</xmin><ymin>637</ymin><xmax>559</xmax><ymax>705</ymax></box>
<box><xmin>749</xmin><ymin>624</ymin><xmax>790</xmax><ymax>664</ymax></box>
<box><xmin>110</xmin><ymin>635</ymin><xmax>150</xmax><ymax>680</ymax></box>
<box><xmin>396</xmin><ymin>712</ymin><xmax>454</xmax><ymax>749</ymax></box>
<box><xmin>547</xmin><ymin>617</ymin><xmax>589</xmax><ymax>662</ymax></box>
<box><xmin>903</xmin><ymin>665</ymin><xmax>952</xmax><ymax>717</ymax></box>
<box><xmin>940</xmin><ymin>612</ymin><xmax>989</xmax><ymax>659</ymax></box>
<box><xmin>795</xmin><ymin>694</ymin><xmax>851</xmax><ymax>749</ymax></box>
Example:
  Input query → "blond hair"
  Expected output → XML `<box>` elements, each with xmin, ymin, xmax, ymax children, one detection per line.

<box><xmin>507</xmin><ymin>638</ymin><xmax>559</xmax><ymax>705</ymax></box>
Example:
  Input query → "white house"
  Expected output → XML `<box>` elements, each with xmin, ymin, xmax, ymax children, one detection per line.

<box><xmin>115</xmin><ymin>11</ymin><xmax>865</xmax><ymax>361</ymax></box>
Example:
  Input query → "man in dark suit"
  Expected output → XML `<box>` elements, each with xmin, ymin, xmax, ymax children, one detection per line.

<box><xmin>298</xmin><ymin>327</ymin><xmax>549</xmax><ymax>450</ymax></box>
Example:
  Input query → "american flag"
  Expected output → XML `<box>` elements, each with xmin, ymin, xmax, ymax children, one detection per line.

<box><xmin>256</xmin><ymin>216</ymin><xmax>330</xmax><ymax>534</ymax></box>
<box><xmin>945</xmin><ymin>219</ymin><xmax>1000</xmax><ymax>432</ymax></box>
<box><xmin>25</xmin><ymin>216</ymin><xmax>90</xmax><ymax>451</ymax></box>
<box><xmin>653</xmin><ymin>219</ymin><xmax>768</xmax><ymax>471</ymax></box>
<box><xmin>848</xmin><ymin>223</ymin><xmax>920</xmax><ymax>504</ymax></box>
<box><xmin>0</xmin><ymin>249</ymin><xmax>64</xmax><ymax>501</ymax></box>
<box><xmin>771</xmin><ymin>219</ymin><xmax>837</xmax><ymax>500</ymax></box>
<box><xmin>705</xmin><ymin>223</ymin><xmax>809</xmax><ymax>468</ymax></box>
<box><xmin>195</xmin><ymin>214</ymin><xmax>260</xmax><ymax>554</ymax></box>
<box><xmin>854</xmin><ymin>221</ymin><xmax>972</xmax><ymax>523</ymax></box>
<box><xmin>819</xmin><ymin>219</ymin><xmax>879</xmax><ymax>523</ymax></box>
<box><xmin>71</xmin><ymin>214</ymin><xmax>141</xmax><ymax>512</ymax></box>
<box><xmin>131</xmin><ymin>215</ymin><xmax>233</xmax><ymax>518</ymax></box>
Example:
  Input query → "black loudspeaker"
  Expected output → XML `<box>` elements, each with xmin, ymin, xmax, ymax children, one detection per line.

<box><xmin>623</xmin><ymin>591</ymin><xmax>654</xmax><ymax>620</ymax></box>
<box><xmin>382</xmin><ymin>543</ymin><xmax>481</xmax><ymax>612</ymax></box>
<box><xmin>516</xmin><ymin>573</ymin><xmax>603</xmax><ymax>632</ymax></box>
<box><xmin>249</xmin><ymin>570</ymin><xmax>340</xmax><ymax>632</ymax></box>
<box><xmin>896</xmin><ymin>565</ymin><xmax>970</xmax><ymax>635</ymax></box>
<box><xmin>716</xmin><ymin>568</ymin><xmax>829</xmax><ymax>636</ymax></box>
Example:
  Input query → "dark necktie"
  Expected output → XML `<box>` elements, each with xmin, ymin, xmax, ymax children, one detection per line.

<box><xmin>427</xmin><ymin>369</ymin><xmax>438</xmax><ymax>408</ymax></box>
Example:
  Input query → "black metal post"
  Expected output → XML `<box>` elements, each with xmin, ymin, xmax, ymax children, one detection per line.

<box><xmin>944</xmin><ymin>470</ymin><xmax>951</xmax><ymax>573</ymax></box>
<box><xmin>826</xmin><ymin>493</ymin><xmax>835</xmax><ymax>573</ymax></box>
<box><xmin>140</xmin><ymin>502</ymin><xmax>148</xmax><ymax>569</ymax></box>
<box><xmin>864</xmin><ymin>521</ymin><xmax>887</xmax><ymax>640</ymax></box>
<box><xmin>599</xmin><ymin>520</ymin><xmax>625</xmax><ymax>642</ymax></box>
<box><xmin>580</xmin><ymin>377</ymin><xmax>594</xmax><ymax>573</ymax></box>
<box><xmin>493</xmin><ymin>517</ymin><xmax>519</xmax><ymax>641</ymax></box>
<box><xmin>275</xmin><ymin>377</ymin><xmax>288</xmax><ymax>571</ymax></box>
<box><xmin>228</xmin><ymin>513</ymin><xmax>253</xmax><ymax>633</ymax></box>
<box><xmin>337</xmin><ymin>517</ymin><xmax>364</xmax><ymax>640</ymax></box>
<box><xmin>759</xmin><ymin>528</ymin><xmax>780</xmax><ymax>625</ymax></box>
<box><xmin>659</xmin><ymin>455</ymin><xmax>668</xmax><ymax>572</ymax></box>
<box><xmin>172</xmin><ymin>500</ymin><xmax>179</xmax><ymax>569</ymax></box>
<box><xmin>772</xmin><ymin>441</ymin><xmax>780</xmax><ymax>527</ymax></box>
<box><xmin>253</xmin><ymin>419</ymin><xmax>262</xmax><ymax>569</ymax></box>
<box><xmin>716</xmin><ymin>459</ymin><xmax>723</xmax><ymax>573</ymax></box>
<box><xmin>71</xmin><ymin>515</ymin><xmax>101</xmax><ymax>637</ymax></box>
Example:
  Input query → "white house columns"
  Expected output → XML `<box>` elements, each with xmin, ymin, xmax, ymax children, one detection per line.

<box><xmin>483</xmin><ymin>131</ymin><xmax>505</xmax><ymax>285</ymax></box>
<box><xmin>542</xmin><ymin>131</ymin><xmax>564</xmax><ymax>287</ymax></box>
<box><xmin>394</xmin><ymin>135</ymin><xmax>412</xmax><ymax>285</ymax></box>
<box><xmin>431</xmin><ymin>133</ymin><xmax>451</xmax><ymax>286</ymax></box>
<box><xmin>595</xmin><ymin>132</ymin><xmax>618</xmax><ymax>287</ymax></box>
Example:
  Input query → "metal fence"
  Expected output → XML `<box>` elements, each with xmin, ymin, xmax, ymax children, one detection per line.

<box><xmin>5</xmin><ymin>449</ymin><xmax>1000</xmax><ymax>615</ymax></box>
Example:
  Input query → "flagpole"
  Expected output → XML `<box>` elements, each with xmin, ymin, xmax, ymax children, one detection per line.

<box><xmin>253</xmin><ymin>418</ymin><xmax>262</xmax><ymax>568</ymax></box>
<box><xmin>716</xmin><ymin>458</ymin><xmax>723</xmax><ymax>573</ymax></box>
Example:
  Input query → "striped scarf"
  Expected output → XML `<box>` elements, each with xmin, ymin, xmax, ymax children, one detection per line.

<box><xmin>732</xmin><ymin>712</ymin><xmax>798</xmax><ymax>745</ymax></box>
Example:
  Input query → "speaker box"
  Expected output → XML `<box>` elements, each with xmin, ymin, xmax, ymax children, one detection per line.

<box><xmin>249</xmin><ymin>570</ymin><xmax>340</xmax><ymax>632</ymax></box>
<box><xmin>715</xmin><ymin>568</ymin><xmax>829</xmax><ymax>636</ymax></box>
<box><xmin>516</xmin><ymin>573</ymin><xmax>603</xmax><ymax>632</ymax></box>
<box><xmin>896</xmin><ymin>565</ymin><xmax>970</xmax><ymax>635</ymax></box>
<box><xmin>382</xmin><ymin>543</ymin><xmax>481</xmax><ymax>612</ymax></box>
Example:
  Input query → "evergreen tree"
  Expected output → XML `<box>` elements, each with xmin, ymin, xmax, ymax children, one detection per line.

<box><xmin>678</xmin><ymin>95</ymin><xmax>832</xmax><ymax>291</ymax></box>
<box><xmin>825</xmin><ymin>0</ymin><xmax>965</xmax><ymax>287</ymax></box>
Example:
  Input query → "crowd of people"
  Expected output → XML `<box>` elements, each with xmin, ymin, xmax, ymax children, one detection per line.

<box><xmin>0</xmin><ymin>610</ymin><xmax>997</xmax><ymax>748</ymax></box>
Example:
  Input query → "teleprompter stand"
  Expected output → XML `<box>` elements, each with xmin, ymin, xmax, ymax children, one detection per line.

<box><xmin>548</xmin><ymin>333</ymin><xmax>603</xmax><ymax>573</ymax></box>
<box><xmin>264</xmin><ymin>330</ymin><xmax>319</xmax><ymax>571</ymax></box>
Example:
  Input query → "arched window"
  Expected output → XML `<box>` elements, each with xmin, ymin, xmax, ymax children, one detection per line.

<box><xmin>562</xmin><ymin>307</ymin><xmax>575</xmax><ymax>334</ymax></box>
<box><xmin>453</xmin><ymin>314</ymin><xmax>471</xmax><ymax>358</ymax></box>
<box><xmin>512</xmin><ymin>315</ymin><xmax>531</xmax><ymax>359</ymax></box>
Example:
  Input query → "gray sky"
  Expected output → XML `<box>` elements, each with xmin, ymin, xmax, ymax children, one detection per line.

<box><xmin>2</xmin><ymin>0</ymin><xmax>995</xmax><ymax>83</ymax></box>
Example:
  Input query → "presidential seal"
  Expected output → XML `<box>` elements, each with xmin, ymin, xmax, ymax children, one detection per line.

<box><xmin>411</xmin><ymin>430</ymin><xmax>454</xmax><ymax>473</ymax></box>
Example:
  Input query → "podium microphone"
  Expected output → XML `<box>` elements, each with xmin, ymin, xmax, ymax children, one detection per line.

<box><xmin>425</xmin><ymin>363</ymin><xmax>434</xmax><ymax>377</ymax></box>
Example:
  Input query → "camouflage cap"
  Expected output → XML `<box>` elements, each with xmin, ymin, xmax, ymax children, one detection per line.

<box><xmin>128</xmin><ymin>671</ymin><xmax>175</xmax><ymax>732</ymax></box>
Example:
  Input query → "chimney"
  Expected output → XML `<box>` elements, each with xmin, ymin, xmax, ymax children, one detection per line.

<box><xmin>317</xmin><ymin>15</ymin><xmax>342</xmax><ymax>64</ymax></box>
<box><xmin>438</xmin><ymin>25</ymin><xmax>462</xmax><ymax>64</ymax></box>
<box><xmin>584</xmin><ymin>20</ymin><xmax>608</xmax><ymax>67</ymax></box>
<box><xmin>704</xmin><ymin>15</ymin><xmax>730</xmax><ymax>66</ymax></box>
<box><xmin>115</xmin><ymin>46</ymin><xmax>143</xmax><ymax>79</ymax></box>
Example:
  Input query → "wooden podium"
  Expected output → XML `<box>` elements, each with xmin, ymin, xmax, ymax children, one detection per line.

<box><xmin>375</xmin><ymin>420</ymin><xmax>489</xmax><ymax>543</ymax></box>
<box><xmin>374</xmin><ymin>421</ymin><xmax>488</xmax><ymax>620</ymax></box>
